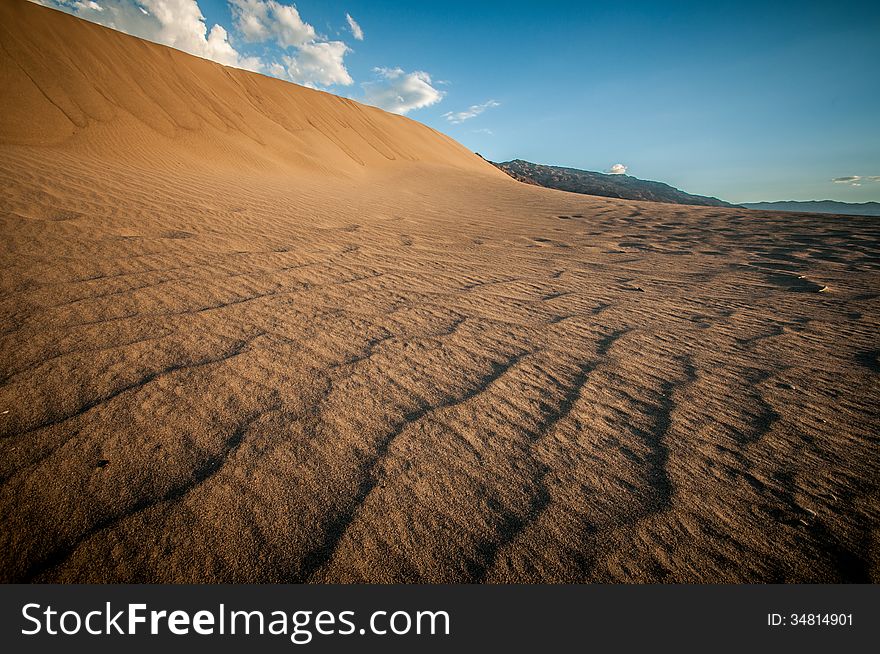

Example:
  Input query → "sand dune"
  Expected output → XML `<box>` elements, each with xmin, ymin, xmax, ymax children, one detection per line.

<box><xmin>1</xmin><ymin>0</ymin><xmax>878</xmax><ymax>583</ymax></box>
<box><xmin>0</xmin><ymin>0</ymin><xmax>497</xmax><ymax>178</ymax></box>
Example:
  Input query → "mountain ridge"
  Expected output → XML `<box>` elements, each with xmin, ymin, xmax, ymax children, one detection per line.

<box><xmin>490</xmin><ymin>158</ymin><xmax>733</xmax><ymax>207</ymax></box>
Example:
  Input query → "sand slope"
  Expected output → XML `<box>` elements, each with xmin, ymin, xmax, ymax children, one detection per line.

<box><xmin>0</xmin><ymin>0</ymin><xmax>499</xmax><ymax>178</ymax></box>
<box><xmin>1</xmin><ymin>0</ymin><xmax>878</xmax><ymax>583</ymax></box>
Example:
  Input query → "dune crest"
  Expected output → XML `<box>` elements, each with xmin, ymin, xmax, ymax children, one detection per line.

<box><xmin>0</xmin><ymin>0</ymin><xmax>501</xmax><ymax>177</ymax></box>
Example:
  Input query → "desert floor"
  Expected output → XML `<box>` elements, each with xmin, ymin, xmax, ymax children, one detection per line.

<box><xmin>1</xmin><ymin>149</ymin><xmax>878</xmax><ymax>582</ymax></box>
<box><xmin>1</xmin><ymin>0</ymin><xmax>878</xmax><ymax>583</ymax></box>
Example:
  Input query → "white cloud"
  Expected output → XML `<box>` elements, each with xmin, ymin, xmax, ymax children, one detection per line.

<box><xmin>346</xmin><ymin>13</ymin><xmax>363</xmax><ymax>41</ymax></box>
<box><xmin>227</xmin><ymin>0</ymin><xmax>354</xmax><ymax>88</ymax></box>
<box><xmin>284</xmin><ymin>41</ymin><xmax>353</xmax><ymax>87</ymax></box>
<box><xmin>832</xmin><ymin>175</ymin><xmax>880</xmax><ymax>187</ymax></box>
<box><xmin>229</xmin><ymin>0</ymin><xmax>315</xmax><ymax>48</ymax></box>
<box><xmin>268</xmin><ymin>61</ymin><xmax>287</xmax><ymax>77</ymax></box>
<box><xmin>32</xmin><ymin>0</ymin><xmax>261</xmax><ymax>71</ymax></box>
<box><xmin>136</xmin><ymin>1</ymin><xmax>244</xmax><ymax>67</ymax></box>
<box><xmin>442</xmin><ymin>99</ymin><xmax>500</xmax><ymax>124</ymax></box>
<box><xmin>472</xmin><ymin>128</ymin><xmax>494</xmax><ymax>135</ymax></box>
<box><xmin>362</xmin><ymin>67</ymin><xmax>444</xmax><ymax>115</ymax></box>
<box><xmin>608</xmin><ymin>163</ymin><xmax>628</xmax><ymax>175</ymax></box>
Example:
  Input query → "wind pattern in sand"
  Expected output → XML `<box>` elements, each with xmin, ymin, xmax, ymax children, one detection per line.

<box><xmin>1</xmin><ymin>0</ymin><xmax>878</xmax><ymax>583</ymax></box>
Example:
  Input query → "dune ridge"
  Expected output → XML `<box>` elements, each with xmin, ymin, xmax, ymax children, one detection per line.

<box><xmin>1</xmin><ymin>0</ymin><xmax>878</xmax><ymax>583</ymax></box>
<box><xmin>0</xmin><ymin>0</ymin><xmax>501</xmax><ymax>178</ymax></box>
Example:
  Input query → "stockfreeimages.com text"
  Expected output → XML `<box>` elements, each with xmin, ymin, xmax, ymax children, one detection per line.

<box><xmin>22</xmin><ymin>602</ymin><xmax>450</xmax><ymax>644</ymax></box>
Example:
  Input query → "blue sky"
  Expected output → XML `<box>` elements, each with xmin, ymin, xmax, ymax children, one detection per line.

<box><xmin>35</xmin><ymin>1</ymin><xmax>880</xmax><ymax>202</ymax></box>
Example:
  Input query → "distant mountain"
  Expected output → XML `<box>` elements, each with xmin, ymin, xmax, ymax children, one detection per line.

<box><xmin>489</xmin><ymin>159</ymin><xmax>733</xmax><ymax>207</ymax></box>
<box><xmin>739</xmin><ymin>201</ymin><xmax>880</xmax><ymax>217</ymax></box>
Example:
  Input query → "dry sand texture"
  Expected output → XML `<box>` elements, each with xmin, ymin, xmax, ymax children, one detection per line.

<box><xmin>1</xmin><ymin>0</ymin><xmax>878</xmax><ymax>582</ymax></box>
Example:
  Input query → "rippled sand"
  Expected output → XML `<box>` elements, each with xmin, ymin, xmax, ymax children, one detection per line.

<box><xmin>1</xmin><ymin>0</ymin><xmax>878</xmax><ymax>582</ymax></box>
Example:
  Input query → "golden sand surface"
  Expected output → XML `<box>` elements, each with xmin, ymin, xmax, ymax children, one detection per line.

<box><xmin>1</xmin><ymin>0</ymin><xmax>878</xmax><ymax>582</ymax></box>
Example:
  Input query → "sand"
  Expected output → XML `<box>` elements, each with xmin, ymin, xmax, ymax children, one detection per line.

<box><xmin>1</xmin><ymin>0</ymin><xmax>878</xmax><ymax>583</ymax></box>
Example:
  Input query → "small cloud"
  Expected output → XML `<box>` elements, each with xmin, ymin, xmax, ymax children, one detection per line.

<box><xmin>346</xmin><ymin>13</ymin><xmax>364</xmax><ymax>40</ymax></box>
<box><xmin>443</xmin><ymin>100</ymin><xmax>500</xmax><ymax>124</ymax></box>
<box><xmin>284</xmin><ymin>41</ymin><xmax>353</xmax><ymax>88</ymax></box>
<box><xmin>472</xmin><ymin>128</ymin><xmax>494</xmax><ymax>135</ymax></box>
<box><xmin>226</xmin><ymin>0</ymin><xmax>355</xmax><ymax>86</ymax></box>
<box><xmin>230</xmin><ymin>0</ymin><xmax>316</xmax><ymax>48</ymax></box>
<box><xmin>832</xmin><ymin>175</ymin><xmax>880</xmax><ymax>186</ymax></box>
<box><xmin>267</xmin><ymin>61</ymin><xmax>287</xmax><ymax>77</ymax></box>
<box><xmin>73</xmin><ymin>1</ymin><xmax>103</xmax><ymax>11</ymax></box>
<box><xmin>362</xmin><ymin>67</ymin><xmax>444</xmax><ymax>115</ymax></box>
<box><xmin>608</xmin><ymin>163</ymin><xmax>628</xmax><ymax>175</ymax></box>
